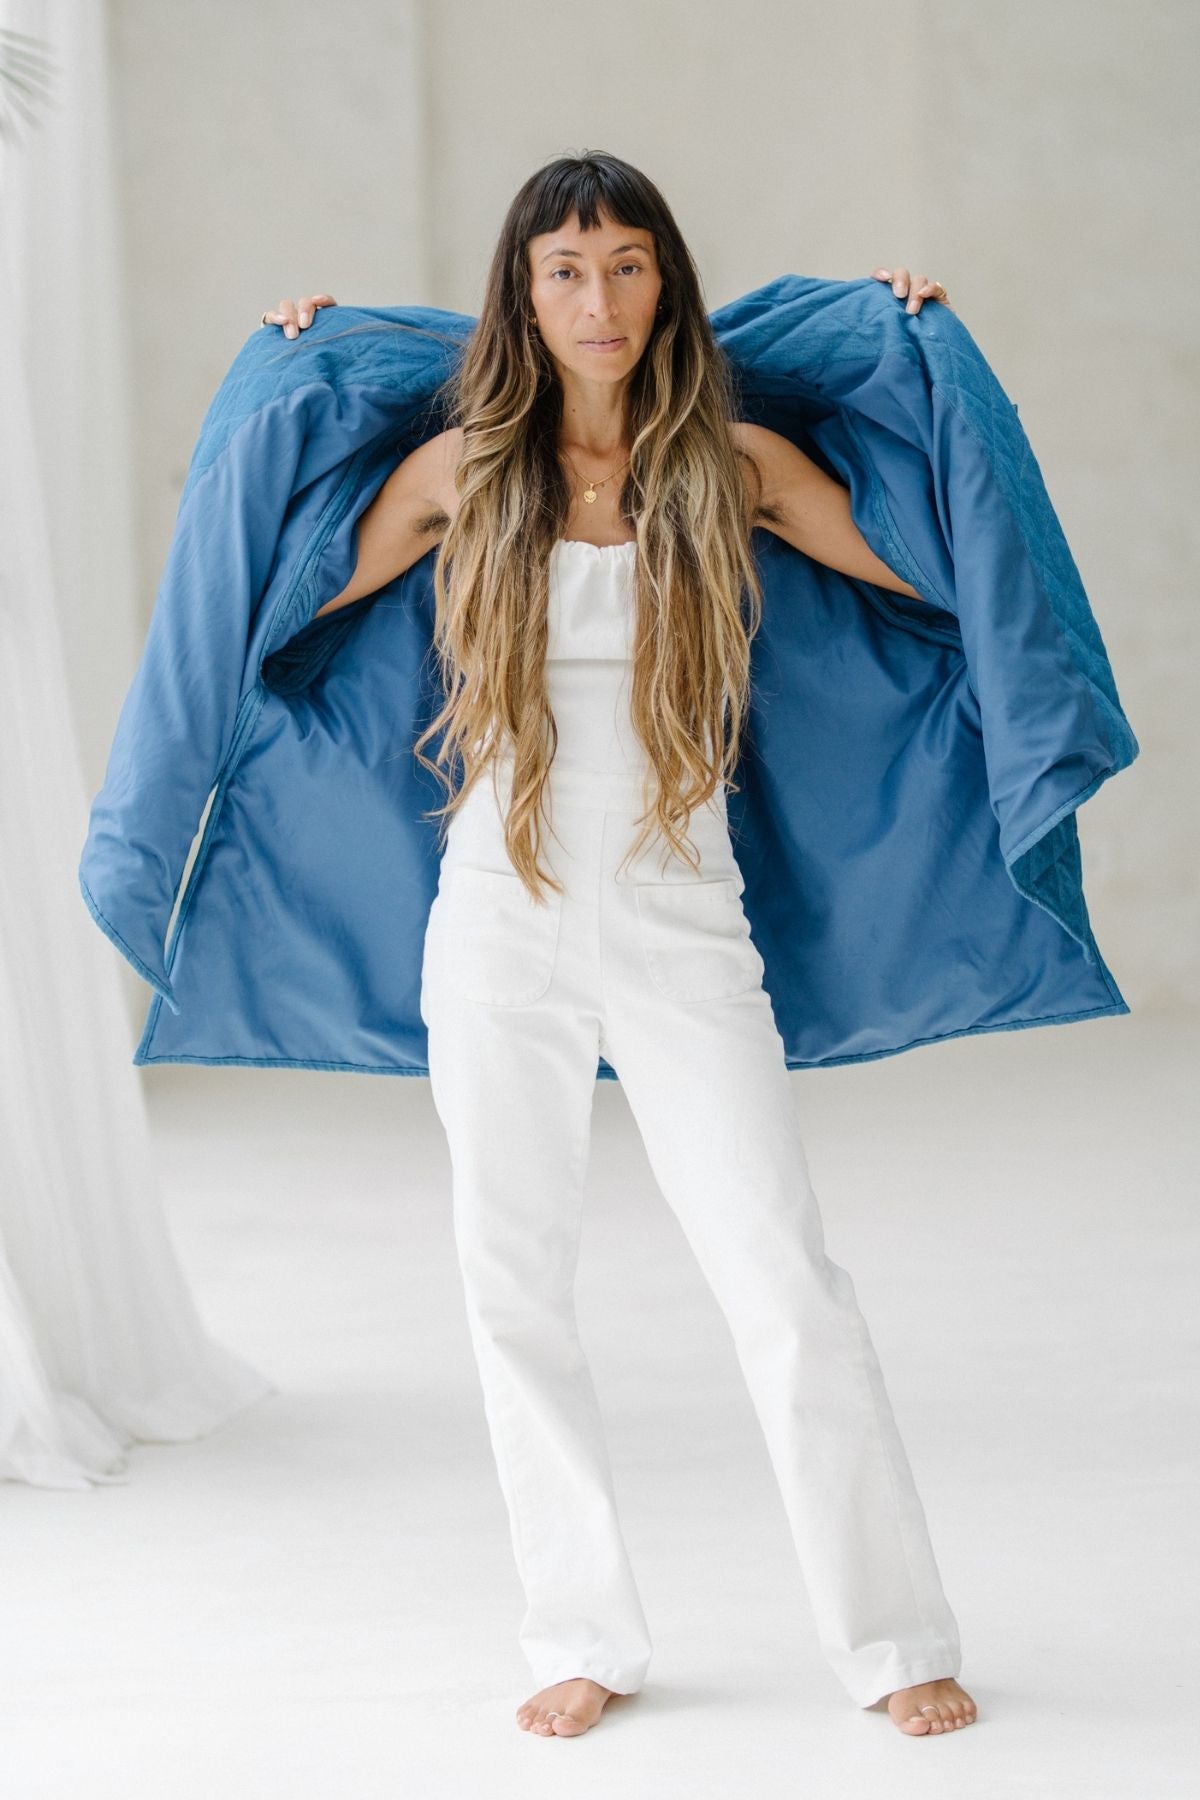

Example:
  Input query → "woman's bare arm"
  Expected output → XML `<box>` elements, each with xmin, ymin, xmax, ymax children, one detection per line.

<box><xmin>313</xmin><ymin>429</ymin><xmax>461</xmax><ymax>618</ymax></box>
<box><xmin>731</xmin><ymin>421</ymin><xmax>932</xmax><ymax>602</ymax></box>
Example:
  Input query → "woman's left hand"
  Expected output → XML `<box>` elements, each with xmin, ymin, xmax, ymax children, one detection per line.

<box><xmin>870</xmin><ymin>267</ymin><xmax>954</xmax><ymax>314</ymax></box>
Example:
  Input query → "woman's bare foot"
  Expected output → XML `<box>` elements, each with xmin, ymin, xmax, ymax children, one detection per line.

<box><xmin>869</xmin><ymin>1675</ymin><xmax>977</xmax><ymax>1734</ymax></box>
<box><xmin>515</xmin><ymin>1676</ymin><xmax>616</xmax><ymax>1736</ymax></box>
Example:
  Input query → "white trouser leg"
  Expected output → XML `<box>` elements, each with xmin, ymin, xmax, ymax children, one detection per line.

<box><xmin>420</xmin><ymin>789</ymin><xmax>653</xmax><ymax>1695</ymax></box>
<box><xmin>599</xmin><ymin>798</ymin><xmax>963</xmax><ymax>1709</ymax></box>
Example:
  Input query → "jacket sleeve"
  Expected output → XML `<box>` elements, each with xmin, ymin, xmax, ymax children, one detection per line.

<box><xmin>896</xmin><ymin>312</ymin><xmax>1140</xmax><ymax>947</ymax></box>
<box><xmin>79</xmin><ymin>301</ymin><xmax>470</xmax><ymax>1015</ymax></box>
<box><xmin>930</xmin><ymin>378</ymin><xmax>1136</xmax><ymax>854</ymax></box>
<box><xmin>717</xmin><ymin>274</ymin><xmax>1139</xmax><ymax>958</ymax></box>
<box><xmin>78</xmin><ymin>382</ymin><xmax>312</xmax><ymax>1014</ymax></box>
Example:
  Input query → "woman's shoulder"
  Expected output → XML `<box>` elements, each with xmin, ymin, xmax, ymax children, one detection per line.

<box><xmin>399</xmin><ymin>426</ymin><xmax>463</xmax><ymax>520</ymax></box>
<box><xmin>727</xmin><ymin>420</ymin><xmax>776</xmax><ymax>518</ymax></box>
<box><xmin>417</xmin><ymin>424</ymin><xmax>465</xmax><ymax>471</ymax></box>
<box><xmin>728</xmin><ymin>419</ymin><xmax>786</xmax><ymax>462</ymax></box>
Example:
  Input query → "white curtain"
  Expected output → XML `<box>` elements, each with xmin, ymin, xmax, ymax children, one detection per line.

<box><xmin>0</xmin><ymin>0</ymin><xmax>274</xmax><ymax>1488</ymax></box>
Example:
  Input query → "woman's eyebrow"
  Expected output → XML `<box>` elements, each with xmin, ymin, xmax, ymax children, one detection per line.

<box><xmin>538</xmin><ymin>243</ymin><xmax>650</xmax><ymax>263</ymax></box>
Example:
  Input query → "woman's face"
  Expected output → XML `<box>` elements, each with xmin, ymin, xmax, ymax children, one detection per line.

<box><xmin>525</xmin><ymin>209</ymin><xmax>663</xmax><ymax>381</ymax></box>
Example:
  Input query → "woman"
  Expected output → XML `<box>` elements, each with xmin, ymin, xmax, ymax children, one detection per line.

<box><xmin>261</xmin><ymin>151</ymin><xmax>976</xmax><ymax>1740</ymax></box>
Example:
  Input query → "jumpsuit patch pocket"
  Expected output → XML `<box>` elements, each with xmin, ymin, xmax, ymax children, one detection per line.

<box><xmin>444</xmin><ymin>865</ymin><xmax>563</xmax><ymax>1006</ymax></box>
<box><xmin>635</xmin><ymin>878</ymin><xmax>765</xmax><ymax>1003</ymax></box>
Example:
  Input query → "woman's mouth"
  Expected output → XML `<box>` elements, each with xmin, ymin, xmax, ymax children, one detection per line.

<box><xmin>580</xmin><ymin>336</ymin><xmax>626</xmax><ymax>351</ymax></box>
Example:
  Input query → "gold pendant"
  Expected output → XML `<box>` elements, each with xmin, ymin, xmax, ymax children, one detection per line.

<box><xmin>583</xmin><ymin>485</ymin><xmax>597</xmax><ymax>504</ymax></box>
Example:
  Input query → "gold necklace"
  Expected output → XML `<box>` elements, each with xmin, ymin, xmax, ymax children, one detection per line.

<box><xmin>562</xmin><ymin>449</ymin><xmax>632</xmax><ymax>505</ymax></box>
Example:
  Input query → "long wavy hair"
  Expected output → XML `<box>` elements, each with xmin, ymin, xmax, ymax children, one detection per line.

<box><xmin>412</xmin><ymin>151</ymin><xmax>765</xmax><ymax>902</ymax></box>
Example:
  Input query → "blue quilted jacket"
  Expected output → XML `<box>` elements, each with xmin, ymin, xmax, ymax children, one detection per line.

<box><xmin>78</xmin><ymin>274</ymin><xmax>1139</xmax><ymax>1076</ymax></box>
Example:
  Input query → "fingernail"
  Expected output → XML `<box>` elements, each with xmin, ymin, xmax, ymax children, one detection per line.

<box><xmin>298</xmin><ymin>310</ymin><xmax>310</xmax><ymax>326</ymax></box>
<box><xmin>285</xmin><ymin>322</ymin><xmax>297</xmax><ymax>338</ymax></box>
<box><xmin>906</xmin><ymin>299</ymin><xmax>918</xmax><ymax>312</ymax></box>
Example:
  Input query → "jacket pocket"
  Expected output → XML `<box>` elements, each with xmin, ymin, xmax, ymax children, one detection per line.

<box><xmin>444</xmin><ymin>865</ymin><xmax>563</xmax><ymax>1006</ymax></box>
<box><xmin>635</xmin><ymin>878</ymin><xmax>765</xmax><ymax>1003</ymax></box>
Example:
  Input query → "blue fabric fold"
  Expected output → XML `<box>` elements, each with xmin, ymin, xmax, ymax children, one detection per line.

<box><xmin>79</xmin><ymin>274</ymin><xmax>1138</xmax><ymax>1073</ymax></box>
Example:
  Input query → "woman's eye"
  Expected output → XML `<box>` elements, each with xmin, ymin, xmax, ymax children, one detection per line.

<box><xmin>549</xmin><ymin>264</ymin><xmax>643</xmax><ymax>280</ymax></box>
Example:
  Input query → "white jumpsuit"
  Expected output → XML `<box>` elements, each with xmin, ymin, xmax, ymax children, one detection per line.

<box><xmin>419</xmin><ymin>537</ymin><xmax>963</xmax><ymax>1707</ymax></box>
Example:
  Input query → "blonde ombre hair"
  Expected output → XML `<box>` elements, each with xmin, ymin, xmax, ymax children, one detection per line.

<box><xmin>413</xmin><ymin>152</ymin><xmax>766</xmax><ymax>901</ymax></box>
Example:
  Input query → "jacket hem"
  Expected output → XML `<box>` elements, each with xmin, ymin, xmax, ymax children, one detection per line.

<box><xmin>794</xmin><ymin>992</ymin><xmax>1130</xmax><ymax>1070</ymax></box>
<box><xmin>130</xmin><ymin>993</ymin><xmax>1130</xmax><ymax>1073</ymax></box>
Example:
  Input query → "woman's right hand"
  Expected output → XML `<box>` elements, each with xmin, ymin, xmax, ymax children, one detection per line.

<box><xmin>261</xmin><ymin>293</ymin><xmax>338</xmax><ymax>339</ymax></box>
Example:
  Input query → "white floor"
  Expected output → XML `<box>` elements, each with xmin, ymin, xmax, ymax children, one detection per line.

<box><xmin>3</xmin><ymin>1006</ymin><xmax>1196</xmax><ymax>1799</ymax></box>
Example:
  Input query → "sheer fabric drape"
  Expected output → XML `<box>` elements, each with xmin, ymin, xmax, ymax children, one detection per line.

<box><xmin>0</xmin><ymin>0</ymin><xmax>274</xmax><ymax>1489</ymax></box>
